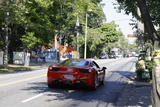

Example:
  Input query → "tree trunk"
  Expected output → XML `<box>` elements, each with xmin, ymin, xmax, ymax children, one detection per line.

<box><xmin>137</xmin><ymin>0</ymin><xmax>159</xmax><ymax>49</ymax></box>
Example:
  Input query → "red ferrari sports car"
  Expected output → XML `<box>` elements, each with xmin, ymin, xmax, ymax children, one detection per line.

<box><xmin>47</xmin><ymin>59</ymin><xmax>106</xmax><ymax>90</ymax></box>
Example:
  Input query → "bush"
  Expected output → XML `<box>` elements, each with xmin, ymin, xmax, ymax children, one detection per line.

<box><xmin>145</xmin><ymin>60</ymin><xmax>153</xmax><ymax>72</ymax></box>
<box><xmin>136</xmin><ymin>59</ymin><xmax>153</xmax><ymax>80</ymax></box>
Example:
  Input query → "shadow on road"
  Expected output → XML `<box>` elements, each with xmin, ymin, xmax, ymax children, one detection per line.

<box><xmin>22</xmin><ymin>81</ymin><xmax>126</xmax><ymax>105</ymax></box>
<box><xmin>113</xmin><ymin>71</ymin><xmax>151</xmax><ymax>107</ymax></box>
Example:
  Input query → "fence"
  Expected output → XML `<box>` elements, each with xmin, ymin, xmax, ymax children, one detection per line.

<box><xmin>13</xmin><ymin>52</ymin><xmax>25</xmax><ymax>64</ymax></box>
<box><xmin>30</xmin><ymin>49</ymin><xmax>58</xmax><ymax>63</ymax></box>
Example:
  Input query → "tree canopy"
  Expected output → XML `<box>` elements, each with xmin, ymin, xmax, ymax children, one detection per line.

<box><xmin>0</xmin><ymin>0</ymin><xmax>124</xmax><ymax>59</ymax></box>
<box><xmin>116</xmin><ymin>0</ymin><xmax>160</xmax><ymax>48</ymax></box>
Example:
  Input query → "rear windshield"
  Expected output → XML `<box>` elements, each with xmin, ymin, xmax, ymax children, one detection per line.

<box><xmin>59</xmin><ymin>59</ymin><xmax>89</xmax><ymax>68</ymax></box>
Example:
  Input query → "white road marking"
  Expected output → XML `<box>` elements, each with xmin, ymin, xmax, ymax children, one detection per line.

<box><xmin>21</xmin><ymin>93</ymin><xmax>44</xmax><ymax>103</ymax></box>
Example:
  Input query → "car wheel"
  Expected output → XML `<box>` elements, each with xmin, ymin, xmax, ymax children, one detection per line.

<box><xmin>101</xmin><ymin>73</ymin><xmax>105</xmax><ymax>85</ymax></box>
<box><xmin>48</xmin><ymin>83</ymin><xmax>54</xmax><ymax>88</ymax></box>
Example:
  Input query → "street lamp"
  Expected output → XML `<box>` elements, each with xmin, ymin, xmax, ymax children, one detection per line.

<box><xmin>84</xmin><ymin>9</ymin><xmax>92</xmax><ymax>59</ymax></box>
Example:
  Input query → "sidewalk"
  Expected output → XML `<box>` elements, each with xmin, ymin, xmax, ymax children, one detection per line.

<box><xmin>116</xmin><ymin>75</ymin><xmax>152</xmax><ymax>107</ymax></box>
<box><xmin>0</xmin><ymin>62</ymin><xmax>53</xmax><ymax>74</ymax></box>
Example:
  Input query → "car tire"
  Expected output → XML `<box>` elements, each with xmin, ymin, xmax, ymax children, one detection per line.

<box><xmin>101</xmin><ymin>78</ymin><xmax>105</xmax><ymax>85</ymax></box>
<box><xmin>48</xmin><ymin>83</ymin><xmax>54</xmax><ymax>88</ymax></box>
<box><xmin>101</xmin><ymin>73</ymin><xmax>105</xmax><ymax>85</ymax></box>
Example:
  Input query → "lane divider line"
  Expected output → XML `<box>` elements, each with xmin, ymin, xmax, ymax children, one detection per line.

<box><xmin>0</xmin><ymin>74</ymin><xmax>46</xmax><ymax>87</ymax></box>
<box><xmin>21</xmin><ymin>93</ymin><xmax>44</xmax><ymax>103</ymax></box>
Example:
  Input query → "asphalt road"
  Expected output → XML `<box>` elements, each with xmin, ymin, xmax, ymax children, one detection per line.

<box><xmin>0</xmin><ymin>57</ymin><xmax>137</xmax><ymax>107</ymax></box>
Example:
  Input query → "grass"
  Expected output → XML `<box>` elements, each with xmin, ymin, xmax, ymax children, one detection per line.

<box><xmin>0</xmin><ymin>62</ymin><xmax>57</xmax><ymax>72</ymax></box>
<box><xmin>0</xmin><ymin>64</ymin><xmax>41</xmax><ymax>72</ymax></box>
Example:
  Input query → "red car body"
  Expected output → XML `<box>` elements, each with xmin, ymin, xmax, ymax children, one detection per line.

<box><xmin>47</xmin><ymin>59</ymin><xmax>106</xmax><ymax>89</ymax></box>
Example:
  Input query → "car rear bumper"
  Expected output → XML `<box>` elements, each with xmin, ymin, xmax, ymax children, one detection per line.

<box><xmin>48</xmin><ymin>76</ymin><xmax>93</xmax><ymax>88</ymax></box>
<box><xmin>49</xmin><ymin>79</ymin><xmax>88</xmax><ymax>87</ymax></box>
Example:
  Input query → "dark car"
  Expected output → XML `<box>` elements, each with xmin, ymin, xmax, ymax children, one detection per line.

<box><xmin>99</xmin><ymin>54</ymin><xmax>109</xmax><ymax>59</ymax></box>
<box><xmin>108</xmin><ymin>52</ymin><xmax>116</xmax><ymax>59</ymax></box>
<box><xmin>47</xmin><ymin>59</ymin><xmax>107</xmax><ymax>90</ymax></box>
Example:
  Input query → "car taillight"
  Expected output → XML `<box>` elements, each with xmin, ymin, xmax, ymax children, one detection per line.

<box><xmin>74</xmin><ymin>71</ymin><xmax>79</xmax><ymax>75</ymax></box>
<box><xmin>48</xmin><ymin>66</ymin><xmax>53</xmax><ymax>71</ymax></box>
<box><xmin>48</xmin><ymin>67</ymin><xmax>60</xmax><ymax>72</ymax></box>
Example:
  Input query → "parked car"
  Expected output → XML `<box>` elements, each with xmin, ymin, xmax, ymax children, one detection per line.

<box><xmin>99</xmin><ymin>54</ymin><xmax>109</xmax><ymax>59</ymax></box>
<box><xmin>116</xmin><ymin>54</ymin><xmax>123</xmax><ymax>58</ymax></box>
<box><xmin>47</xmin><ymin>59</ymin><xmax>107</xmax><ymax>90</ymax></box>
<box><xmin>108</xmin><ymin>51</ymin><xmax>116</xmax><ymax>59</ymax></box>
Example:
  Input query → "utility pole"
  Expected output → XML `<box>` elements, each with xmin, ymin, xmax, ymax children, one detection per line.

<box><xmin>76</xmin><ymin>16</ymin><xmax>80</xmax><ymax>58</ymax></box>
<box><xmin>84</xmin><ymin>13</ymin><xmax>88</xmax><ymax>59</ymax></box>
<box><xmin>84</xmin><ymin>9</ymin><xmax>92</xmax><ymax>59</ymax></box>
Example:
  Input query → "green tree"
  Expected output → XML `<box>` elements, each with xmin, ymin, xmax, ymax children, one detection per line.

<box><xmin>0</xmin><ymin>0</ymin><xmax>106</xmax><ymax>61</ymax></box>
<box><xmin>16</xmin><ymin>0</ymin><xmax>105</xmax><ymax>48</ymax></box>
<box><xmin>87</xmin><ymin>22</ymin><xmax>121</xmax><ymax>57</ymax></box>
<box><xmin>21</xmin><ymin>32</ymin><xmax>42</xmax><ymax>49</ymax></box>
<box><xmin>116</xmin><ymin>0</ymin><xmax>160</xmax><ymax>49</ymax></box>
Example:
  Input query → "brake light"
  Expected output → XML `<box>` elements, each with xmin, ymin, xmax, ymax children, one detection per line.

<box><xmin>48</xmin><ymin>66</ymin><xmax>53</xmax><ymax>71</ymax></box>
<box><xmin>74</xmin><ymin>71</ymin><xmax>79</xmax><ymax>75</ymax></box>
<box><xmin>48</xmin><ymin>66</ymin><xmax>60</xmax><ymax>72</ymax></box>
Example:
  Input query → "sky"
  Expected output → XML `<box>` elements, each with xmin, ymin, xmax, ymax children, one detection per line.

<box><xmin>102</xmin><ymin>0</ymin><xmax>134</xmax><ymax>37</ymax></box>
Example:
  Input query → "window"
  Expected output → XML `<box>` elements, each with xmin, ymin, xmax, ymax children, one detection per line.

<box><xmin>59</xmin><ymin>59</ymin><xmax>89</xmax><ymax>67</ymax></box>
<box><xmin>91</xmin><ymin>61</ymin><xmax>100</xmax><ymax>69</ymax></box>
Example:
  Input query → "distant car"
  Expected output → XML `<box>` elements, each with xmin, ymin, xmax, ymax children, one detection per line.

<box><xmin>108</xmin><ymin>52</ymin><xmax>116</xmax><ymax>59</ymax></box>
<box><xmin>99</xmin><ymin>54</ymin><xmax>108</xmax><ymax>59</ymax></box>
<box><xmin>47</xmin><ymin>59</ymin><xmax>106</xmax><ymax>90</ymax></box>
<box><xmin>116</xmin><ymin>54</ymin><xmax>123</xmax><ymax>58</ymax></box>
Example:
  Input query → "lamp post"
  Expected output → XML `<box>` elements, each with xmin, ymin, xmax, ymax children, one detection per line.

<box><xmin>84</xmin><ymin>10</ymin><xmax>92</xmax><ymax>59</ymax></box>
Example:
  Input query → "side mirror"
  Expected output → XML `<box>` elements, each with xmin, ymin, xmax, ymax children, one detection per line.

<box><xmin>102</xmin><ymin>67</ymin><xmax>107</xmax><ymax>70</ymax></box>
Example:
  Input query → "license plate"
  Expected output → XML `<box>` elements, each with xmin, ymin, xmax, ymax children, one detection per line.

<box><xmin>63</xmin><ymin>75</ymin><xmax>74</xmax><ymax>79</ymax></box>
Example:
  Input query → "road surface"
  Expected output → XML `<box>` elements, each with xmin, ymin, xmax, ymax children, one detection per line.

<box><xmin>0</xmin><ymin>57</ymin><xmax>137</xmax><ymax>107</ymax></box>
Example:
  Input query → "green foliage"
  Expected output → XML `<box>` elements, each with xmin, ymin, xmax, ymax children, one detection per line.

<box><xmin>136</xmin><ymin>61</ymin><xmax>145</xmax><ymax>71</ymax></box>
<box><xmin>116</xmin><ymin>0</ymin><xmax>160</xmax><ymax>44</ymax></box>
<box><xmin>0</xmin><ymin>0</ymin><xmax>117</xmax><ymax>59</ymax></box>
<box><xmin>71</xmin><ymin>22</ymin><xmax>122</xmax><ymax>58</ymax></box>
<box><xmin>0</xmin><ymin>40</ymin><xmax>3</xmax><ymax>47</ymax></box>
<box><xmin>86</xmin><ymin>22</ymin><xmax>122</xmax><ymax>57</ymax></box>
<box><xmin>136</xmin><ymin>55</ymin><xmax>153</xmax><ymax>73</ymax></box>
<box><xmin>145</xmin><ymin>60</ymin><xmax>154</xmax><ymax>72</ymax></box>
<box><xmin>21</xmin><ymin>32</ymin><xmax>42</xmax><ymax>49</ymax></box>
<box><xmin>14</xmin><ymin>0</ymin><xmax>105</xmax><ymax>50</ymax></box>
<box><xmin>135</xmin><ymin>58</ymin><xmax>153</xmax><ymax>80</ymax></box>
